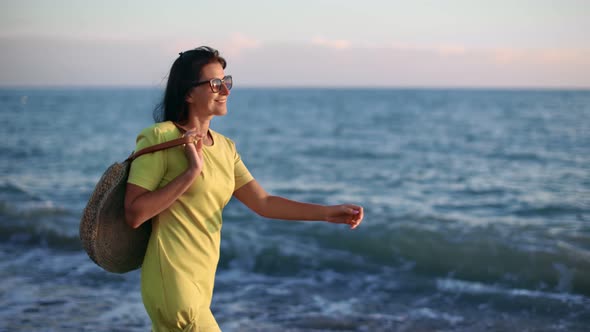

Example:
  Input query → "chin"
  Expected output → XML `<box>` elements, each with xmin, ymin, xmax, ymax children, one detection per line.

<box><xmin>214</xmin><ymin>108</ymin><xmax>228</xmax><ymax>116</ymax></box>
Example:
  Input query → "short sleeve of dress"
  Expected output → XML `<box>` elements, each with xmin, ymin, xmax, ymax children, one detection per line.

<box><xmin>127</xmin><ymin>126</ymin><xmax>167</xmax><ymax>191</ymax></box>
<box><xmin>231</xmin><ymin>140</ymin><xmax>254</xmax><ymax>191</ymax></box>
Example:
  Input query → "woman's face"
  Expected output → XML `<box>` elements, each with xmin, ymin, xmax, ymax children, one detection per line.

<box><xmin>185</xmin><ymin>62</ymin><xmax>230</xmax><ymax>118</ymax></box>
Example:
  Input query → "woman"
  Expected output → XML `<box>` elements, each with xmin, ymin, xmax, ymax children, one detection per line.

<box><xmin>124</xmin><ymin>46</ymin><xmax>364</xmax><ymax>332</ymax></box>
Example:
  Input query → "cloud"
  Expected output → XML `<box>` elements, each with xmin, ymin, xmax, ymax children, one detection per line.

<box><xmin>311</xmin><ymin>37</ymin><xmax>351</xmax><ymax>49</ymax></box>
<box><xmin>222</xmin><ymin>33</ymin><xmax>261</xmax><ymax>57</ymax></box>
<box><xmin>0</xmin><ymin>36</ymin><xmax>173</xmax><ymax>86</ymax></box>
<box><xmin>491</xmin><ymin>47</ymin><xmax>590</xmax><ymax>66</ymax></box>
<box><xmin>436</xmin><ymin>44</ymin><xmax>467</xmax><ymax>56</ymax></box>
<box><xmin>160</xmin><ymin>33</ymin><xmax>261</xmax><ymax>60</ymax></box>
<box><xmin>230</xmin><ymin>42</ymin><xmax>590</xmax><ymax>88</ymax></box>
<box><xmin>0</xmin><ymin>36</ymin><xmax>588</xmax><ymax>88</ymax></box>
<box><xmin>492</xmin><ymin>48</ymin><xmax>527</xmax><ymax>64</ymax></box>
<box><xmin>389</xmin><ymin>42</ymin><xmax>466</xmax><ymax>55</ymax></box>
<box><xmin>387</xmin><ymin>42</ymin><xmax>589</xmax><ymax>67</ymax></box>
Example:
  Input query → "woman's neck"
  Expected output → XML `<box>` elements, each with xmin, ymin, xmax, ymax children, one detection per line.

<box><xmin>178</xmin><ymin>118</ymin><xmax>210</xmax><ymax>135</ymax></box>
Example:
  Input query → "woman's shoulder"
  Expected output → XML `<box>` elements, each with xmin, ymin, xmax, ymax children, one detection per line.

<box><xmin>138</xmin><ymin>121</ymin><xmax>177</xmax><ymax>138</ymax></box>
<box><xmin>142</xmin><ymin>121</ymin><xmax>177</xmax><ymax>134</ymax></box>
<box><xmin>136</xmin><ymin>121</ymin><xmax>178</xmax><ymax>145</ymax></box>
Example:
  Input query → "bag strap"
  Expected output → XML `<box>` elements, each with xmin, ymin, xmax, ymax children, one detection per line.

<box><xmin>125</xmin><ymin>136</ymin><xmax>195</xmax><ymax>162</ymax></box>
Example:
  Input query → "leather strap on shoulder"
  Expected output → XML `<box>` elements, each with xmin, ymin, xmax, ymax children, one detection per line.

<box><xmin>126</xmin><ymin>136</ymin><xmax>195</xmax><ymax>162</ymax></box>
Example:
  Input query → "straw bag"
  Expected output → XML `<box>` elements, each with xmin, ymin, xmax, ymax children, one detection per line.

<box><xmin>80</xmin><ymin>135</ymin><xmax>194</xmax><ymax>273</ymax></box>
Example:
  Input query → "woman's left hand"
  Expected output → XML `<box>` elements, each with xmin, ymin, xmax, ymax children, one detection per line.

<box><xmin>325</xmin><ymin>204</ymin><xmax>364</xmax><ymax>229</ymax></box>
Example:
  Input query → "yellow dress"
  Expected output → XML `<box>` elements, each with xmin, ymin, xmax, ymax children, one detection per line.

<box><xmin>128</xmin><ymin>121</ymin><xmax>253</xmax><ymax>332</ymax></box>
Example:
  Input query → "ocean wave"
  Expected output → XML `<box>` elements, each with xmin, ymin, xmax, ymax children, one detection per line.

<box><xmin>219</xmin><ymin>220</ymin><xmax>590</xmax><ymax>297</ymax></box>
<box><xmin>512</xmin><ymin>204</ymin><xmax>588</xmax><ymax>217</ymax></box>
<box><xmin>0</xmin><ymin>202</ymin><xmax>81</xmax><ymax>251</ymax></box>
<box><xmin>436</xmin><ymin>278</ymin><xmax>586</xmax><ymax>305</ymax></box>
<box><xmin>0</xmin><ymin>181</ymin><xmax>41</xmax><ymax>201</ymax></box>
<box><xmin>487</xmin><ymin>151</ymin><xmax>546</xmax><ymax>162</ymax></box>
<box><xmin>301</xmin><ymin>144</ymin><xmax>398</xmax><ymax>160</ymax></box>
<box><xmin>0</xmin><ymin>222</ymin><xmax>82</xmax><ymax>251</ymax></box>
<box><xmin>0</xmin><ymin>200</ymin><xmax>71</xmax><ymax>217</ymax></box>
<box><xmin>3</xmin><ymin>198</ymin><xmax>589</xmax><ymax>298</ymax></box>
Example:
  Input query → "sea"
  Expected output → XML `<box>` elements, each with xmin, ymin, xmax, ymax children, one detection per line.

<box><xmin>0</xmin><ymin>87</ymin><xmax>589</xmax><ymax>332</ymax></box>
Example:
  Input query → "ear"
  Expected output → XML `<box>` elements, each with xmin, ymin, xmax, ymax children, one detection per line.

<box><xmin>185</xmin><ymin>90</ymin><xmax>194</xmax><ymax>104</ymax></box>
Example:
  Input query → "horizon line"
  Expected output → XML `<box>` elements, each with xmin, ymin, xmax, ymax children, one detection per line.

<box><xmin>1</xmin><ymin>84</ymin><xmax>589</xmax><ymax>91</ymax></box>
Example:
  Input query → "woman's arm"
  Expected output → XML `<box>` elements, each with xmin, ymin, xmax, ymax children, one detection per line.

<box><xmin>124</xmin><ymin>171</ymin><xmax>197</xmax><ymax>229</ymax></box>
<box><xmin>124</xmin><ymin>135</ymin><xmax>204</xmax><ymax>229</ymax></box>
<box><xmin>233</xmin><ymin>180</ymin><xmax>364</xmax><ymax>229</ymax></box>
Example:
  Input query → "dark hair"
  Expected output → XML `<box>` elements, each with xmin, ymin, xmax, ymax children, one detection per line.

<box><xmin>153</xmin><ymin>46</ymin><xmax>227</xmax><ymax>124</ymax></box>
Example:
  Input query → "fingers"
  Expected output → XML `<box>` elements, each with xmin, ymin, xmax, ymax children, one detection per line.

<box><xmin>353</xmin><ymin>206</ymin><xmax>364</xmax><ymax>221</ymax></box>
<box><xmin>344</xmin><ymin>205</ymin><xmax>362</xmax><ymax>219</ymax></box>
<box><xmin>182</xmin><ymin>131</ymin><xmax>203</xmax><ymax>152</ymax></box>
<box><xmin>326</xmin><ymin>205</ymin><xmax>364</xmax><ymax>229</ymax></box>
<box><xmin>182</xmin><ymin>133</ymin><xmax>205</xmax><ymax>172</ymax></box>
<box><xmin>349</xmin><ymin>210</ymin><xmax>363</xmax><ymax>229</ymax></box>
<box><xmin>183</xmin><ymin>131</ymin><xmax>204</xmax><ymax>143</ymax></box>
<box><xmin>184</xmin><ymin>139</ymin><xmax>197</xmax><ymax>154</ymax></box>
<box><xmin>182</xmin><ymin>130</ymin><xmax>198</xmax><ymax>140</ymax></box>
<box><xmin>195</xmin><ymin>136</ymin><xmax>203</xmax><ymax>153</ymax></box>
<box><xmin>345</xmin><ymin>207</ymin><xmax>360</xmax><ymax>215</ymax></box>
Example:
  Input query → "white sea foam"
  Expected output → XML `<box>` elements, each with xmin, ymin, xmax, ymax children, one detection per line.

<box><xmin>436</xmin><ymin>278</ymin><xmax>587</xmax><ymax>304</ymax></box>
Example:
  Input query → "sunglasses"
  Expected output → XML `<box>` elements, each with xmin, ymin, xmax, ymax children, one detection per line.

<box><xmin>191</xmin><ymin>75</ymin><xmax>233</xmax><ymax>93</ymax></box>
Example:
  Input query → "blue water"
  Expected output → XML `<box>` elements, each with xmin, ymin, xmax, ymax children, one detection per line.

<box><xmin>1</xmin><ymin>88</ymin><xmax>589</xmax><ymax>331</ymax></box>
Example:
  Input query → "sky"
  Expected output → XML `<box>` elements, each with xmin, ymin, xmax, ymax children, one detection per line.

<box><xmin>1</xmin><ymin>0</ymin><xmax>589</xmax><ymax>88</ymax></box>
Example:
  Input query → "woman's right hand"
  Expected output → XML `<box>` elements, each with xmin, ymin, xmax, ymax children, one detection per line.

<box><xmin>183</xmin><ymin>131</ymin><xmax>204</xmax><ymax>176</ymax></box>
